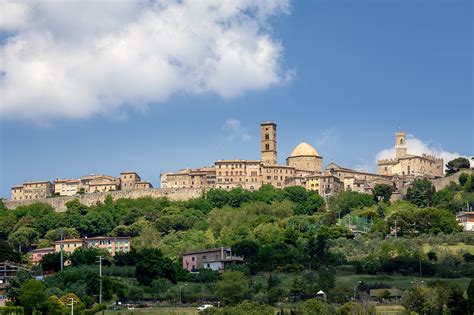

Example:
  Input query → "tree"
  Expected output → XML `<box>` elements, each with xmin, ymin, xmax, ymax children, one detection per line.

<box><xmin>295</xmin><ymin>299</ymin><xmax>336</xmax><ymax>315</ymax></box>
<box><xmin>329</xmin><ymin>191</ymin><xmax>375</xmax><ymax>217</ymax></box>
<box><xmin>7</xmin><ymin>227</ymin><xmax>38</xmax><ymax>250</ymax></box>
<box><xmin>215</xmin><ymin>271</ymin><xmax>250</xmax><ymax>305</ymax></box>
<box><xmin>6</xmin><ymin>271</ymin><xmax>33</xmax><ymax>302</ymax></box>
<box><xmin>18</xmin><ymin>280</ymin><xmax>48</xmax><ymax>314</ymax></box>
<box><xmin>372</xmin><ymin>184</ymin><xmax>393</xmax><ymax>203</ymax></box>
<box><xmin>135</xmin><ymin>248</ymin><xmax>176</xmax><ymax>285</ymax></box>
<box><xmin>406</xmin><ymin>179</ymin><xmax>435</xmax><ymax>208</ymax></box>
<box><xmin>467</xmin><ymin>279</ymin><xmax>474</xmax><ymax>315</ymax></box>
<box><xmin>69</xmin><ymin>247</ymin><xmax>110</xmax><ymax>266</ymax></box>
<box><xmin>41</xmin><ymin>252</ymin><xmax>63</xmax><ymax>272</ymax></box>
<box><xmin>46</xmin><ymin>295</ymin><xmax>65</xmax><ymax>315</ymax></box>
<box><xmin>445</xmin><ymin>157</ymin><xmax>470</xmax><ymax>175</ymax></box>
<box><xmin>44</xmin><ymin>228</ymin><xmax>79</xmax><ymax>242</ymax></box>
<box><xmin>0</xmin><ymin>239</ymin><xmax>21</xmax><ymax>263</ymax></box>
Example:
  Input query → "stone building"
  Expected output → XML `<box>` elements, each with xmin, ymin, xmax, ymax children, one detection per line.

<box><xmin>54</xmin><ymin>179</ymin><xmax>80</xmax><ymax>196</ymax></box>
<box><xmin>378</xmin><ymin>131</ymin><xmax>443</xmax><ymax>178</ymax></box>
<box><xmin>120</xmin><ymin>171</ymin><xmax>153</xmax><ymax>190</ymax></box>
<box><xmin>85</xmin><ymin>236</ymin><xmax>131</xmax><ymax>256</ymax></box>
<box><xmin>161</xmin><ymin>122</ymin><xmax>321</xmax><ymax>191</ymax></box>
<box><xmin>11</xmin><ymin>181</ymin><xmax>53</xmax><ymax>200</ymax></box>
<box><xmin>286</xmin><ymin>142</ymin><xmax>323</xmax><ymax>175</ymax></box>
<box><xmin>86</xmin><ymin>175</ymin><xmax>120</xmax><ymax>193</ymax></box>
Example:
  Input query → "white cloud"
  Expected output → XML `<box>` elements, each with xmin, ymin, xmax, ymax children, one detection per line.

<box><xmin>376</xmin><ymin>134</ymin><xmax>462</xmax><ymax>168</ymax></box>
<box><xmin>222</xmin><ymin>119</ymin><xmax>251</xmax><ymax>142</ymax></box>
<box><xmin>315</xmin><ymin>128</ymin><xmax>340</xmax><ymax>148</ymax></box>
<box><xmin>0</xmin><ymin>0</ymin><xmax>290</xmax><ymax>123</ymax></box>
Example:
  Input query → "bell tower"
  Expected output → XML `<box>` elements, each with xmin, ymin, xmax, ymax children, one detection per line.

<box><xmin>261</xmin><ymin>122</ymin><xmax>277</xmax><ymax>164</ymax></box>
<box><xmin>395</xmin><ymin>131</ymin><xmax>407</xmax><ymax>159</ymax></box>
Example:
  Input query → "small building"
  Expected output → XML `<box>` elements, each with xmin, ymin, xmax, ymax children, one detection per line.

<box><xmin>54</xmin><ymin>179</ymin><xmax>80</xmax><ymax>196</ymax></box>
<box><xmin>54</xmin><ymin>239</ymin><xmax>88</xmax><ymax>253</ymax></box>
<box><xmin>31</xmin><ymin>247</ymin><xmax>55</xmax><ymax>264</ymax></box>
<box><xmin>182</xmin><ymin>247</ymin><xmax>244</xmax><ymax>272</ymax></box>
<box><xmin>87</xmin><ymin>176</ymin><xmax>120</xmax><ymax>193</ymax></box>
<box><xmin>0</xmin><ymin>262</ymin><xmax>30</xmax><ymax>306</ymax></box>
<box><xmin>84</xmin><ymin>236</ymin><xmax>131</xmax><ymax>255</ymax></box>
<box><xmin>457</xmin><ymin>212</ymin><xmax>474</xmax><ymax>231</ymax></box>
<box><xmin>11</xmin><ymin>181</ymin><xmax>53</xmax><ymax>200</ymax></box>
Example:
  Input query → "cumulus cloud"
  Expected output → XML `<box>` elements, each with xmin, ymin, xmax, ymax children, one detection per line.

<box><xmin>222</xmin><ymin>119</ymin><xmax>251</xmax><ymax>142</ymax></box>
<box><xmin>376</xmin><ymin>134</ymin><xmax>462</xmax><ymax>168</ymax></box>
<box><xmin>0</xmin><ymin>0</ymin><xmax>290</xmax><ymax>122</ymax></box>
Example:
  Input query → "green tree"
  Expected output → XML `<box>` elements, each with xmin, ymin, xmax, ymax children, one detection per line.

<box><xmin>7</xmin><ymin>227</ymin><xmax>38</xmax><ymax>250</ymax></box>
<box><xmin>18</xmin><ymin>280</ymin><xmax>47</xmax><ymax>314</ymax></box>
<box><xmin>445</xmin><ymin>157</ymin><xmax>470</xmax><ymax>175</ymax></box>
<box><xmin>372</xmin><ymin>184</ymin><xmax>394</xmax><ymax>203</ymax></box>
<box><xmin>44</xmin><ymin>228</ymin><xmax>79</xmax><ymax>242</ymax></box>
<box><xmin>215</xmin><ymin>271</ymin><xmax>250</xmax><ymax>305</ymax></box>
<box><xmin>467</xmin><ymin>278</ymin><xmax>474</xmax><ymax>315</ymax></box>
<box><xmin>46</xmin><ymin>295</ymin><xmax>65</xmax><ymax>315</ymax></box>
<box><xmin>0</xmin><ymin>239</ymin><xmax>21</xmax><ymax>263</ymax></box>
<box><xmin>6</xmin><ymin>271</ymin><xmax>33</xmax><ymax>303</ymax></box>
<box><xmin>135</xmin><ymin>248</ymin><xmax>176</xmax><ymax>285</ymax></box>
<box><xmin>406</xmin><ymin>179</ymin><xmax>435</xmax><ymax>208</ymax></box>
<box><xmin>40</xmin><ymin>252</ymin><xmax>63</xmax><ymax>272</ymax></box>
<box><xmin>295</xmin><ymin>299</ymin><xmax>336</xmax><ymax>315</ymax></box>
<box><xmin>329</xmin><ymin>191</ymin><xmax>375</xmax><ymax>217</ymax></box>
<box><xmin>69</xmin><ymin>247</ymin><xmax>110</xmax><ymax>266</ymax></box>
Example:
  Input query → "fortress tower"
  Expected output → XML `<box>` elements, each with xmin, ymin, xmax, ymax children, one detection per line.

<box><xmin>395</xmin><ymin>131</ymin><xmax>407</xmax><ymax>159</ymax></box>
<box><xmin>261</xmin><ymin>122</ymin><xmax>277</xmax><ymax>164</ymax></box>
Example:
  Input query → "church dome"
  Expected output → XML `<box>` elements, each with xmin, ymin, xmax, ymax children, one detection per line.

<box><xmin>290</xmin><ymin>142</ymin><xmax>319</xmax><ymax>157</ymax></box>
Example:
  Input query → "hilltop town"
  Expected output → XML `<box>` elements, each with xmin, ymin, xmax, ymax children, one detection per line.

<box><xmin>9</xmin><ymin>122</ymin><xmax>447</xmax><ymax>204</ymax></box>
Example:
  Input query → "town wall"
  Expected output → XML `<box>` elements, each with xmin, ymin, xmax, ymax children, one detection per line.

<box><xmin>3</xmin><ymin>188</ymin><xmax>204</xmax><ymax>212</ymax></box>
<box><xmin>431</xmin><ymin>169</ymin><xmax>473</xmax><ymax>191</ymax></box>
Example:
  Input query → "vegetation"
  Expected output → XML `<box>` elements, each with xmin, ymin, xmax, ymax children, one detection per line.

<box><xmin>1</xmin><ymin>177</ymin><xmax>473</xmax><ymax>313</ymax></box>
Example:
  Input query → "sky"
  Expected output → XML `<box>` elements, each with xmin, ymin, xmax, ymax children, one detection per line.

<box><xmin>0</xmin><ymin>0</ymin><xmax>472</xmax><ymax>198</ymax></box>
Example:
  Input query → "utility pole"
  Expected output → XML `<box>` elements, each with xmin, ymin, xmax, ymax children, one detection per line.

<box><xmin>60</xmin><ymin>229</ymin><xmax>64</xmax><ymax>271</ymax></box>
<box><xmin>67</xmin><ymin>297</ymin><xmax>75</xmax><ymax>315</ymax></box>
<box><xmin>97</xmin><ymin>256</ymin><xmax>103</xmax><ymax>304</ymax></box>
<box><xmin>394</xmin><ymin>220</ymin><xmax>397</xmax><ymax>237</ymax></box>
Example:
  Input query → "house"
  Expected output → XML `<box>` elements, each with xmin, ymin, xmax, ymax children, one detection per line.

<box><xmin>182</xmin><ymin>247</ymin><xmax>244</xmax><ymax>272</ymax></box>
<box><xmin>53</xmin><ymin>239</ymin><xmax>88</xmax><ymax>253</ymax></box>
<box><xmin>84</xmin><ymin>236</ymin><xmax>131</xmax><ymax>256</ymax></box>
<box><xmin>31</xmin><ymin>247</ymin><xmax>55</xmax><ymax>264</ymax></box>
<box><xmin>0</xmin><ymin>262</ymin><xmax>29</xmax><ymax>306</ymax></box>
<box><xmin>457</xmin><ymin>212</ymin><xmax>474</xmax><ymax>231</ymax></box>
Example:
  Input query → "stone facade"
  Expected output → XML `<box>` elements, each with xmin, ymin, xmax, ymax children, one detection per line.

<box><xmin>54</xmin><ymin>179</ymin><xmax>80</xmax><ymax>196</ymax></box>
<box><xmin>378</xmin><ymin>131</ymin><xmax>443</xmax><ymax>178</ymax></box>
<box><xmin>286</xmin><ymin>142</ymin><xmax>323</xmax><ymax>174</ymax></box>
<box><xmin>11</xmin><ymin>181</ymin><xmax>53</xmax><ymax>201</ymax></box>
<box><xmin>261</xmin><ymin>122</ymin><xmax>277</xmax><ymax>165</ymax></box>
<box><xmin>4</xmin><ymin>187</ymin><xmax>204</xmax><ymax>212</ymax></box>
<box><xmin>161</xmin><ymin>122</ymin><xmax>321</xmax><ymax>191</ymax></box>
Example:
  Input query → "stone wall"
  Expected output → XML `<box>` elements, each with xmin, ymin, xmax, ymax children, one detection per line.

<box><xmin>432</xmin><ymin>169</ymin><xmax>473</xmax><ymax>191</ymax></box>
<box><xmin>3</xmin><ymin>188</ymin><xmax>204</xmax><ymax>212</ymax></box>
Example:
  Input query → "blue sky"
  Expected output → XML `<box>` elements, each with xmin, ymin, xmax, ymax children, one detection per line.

<box><xmin>0</xmin><ymin>0</ymin><xmax>472</xmax><ymax>198</ymax></box>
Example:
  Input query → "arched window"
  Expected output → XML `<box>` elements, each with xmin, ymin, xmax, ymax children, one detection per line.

<box><xmin>265</xmin><ymin>144</ymin><xmax>270</xmax><ymax>150</ymax></box>
<box><xmin>400</xmin><ymin>138</ymin><xmax>404</xmax><ymax>145</ymax></box>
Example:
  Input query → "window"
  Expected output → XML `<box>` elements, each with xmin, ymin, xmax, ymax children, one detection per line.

<box><xmin>265</xmin><ymin>144</ymin><xmax>270</xmax><ymax>150</ymax></box>
<box><xmin>265</xmin><ymin>133</ymin><xmax>269</xmax><ymax>140</ymax></box>
<box><xmin>192</xmin><ymin>257</ymin><xmax>195</xmax><ymax>261</ymax></box>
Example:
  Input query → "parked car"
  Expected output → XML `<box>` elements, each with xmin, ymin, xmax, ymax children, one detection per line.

<box><xmin>197</xmin><ymin>304</ymin><xmax>214</xmax><ymax>311</ymax></box>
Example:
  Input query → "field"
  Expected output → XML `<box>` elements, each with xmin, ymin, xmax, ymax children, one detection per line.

<box><xmin>104</xmin><ymin>307</ymin><xmax>199</xmax><ymax>315</ymax></box>
<box><xmin>422</xmin><ymin>242</ymin><xmax>474</xmax><ymax>255</ymax></box>
<box><xmin>375</xmin><ymin>305</ymin><xmax>405</xmax><ymax>315</ymax></box>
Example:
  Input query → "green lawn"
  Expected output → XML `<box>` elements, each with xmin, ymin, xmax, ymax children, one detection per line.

<box><xmin>104</xmin><ymin>307</ymin><xmax>199</xmax><ymax>315</ymax></box>
<box><xmin>375</xmin><ymin>305</ymin><xmax>405</xmax><ymax>315</ymax></box>
<box><xmin>335</xmin><ymin>274</ymin><xmax>472</xmax><ymax>291</ymax></box>
<box><xmin>423</xmin><ymin>242</ymin><xmax>474</xmax><ymax>254</ymax></box>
